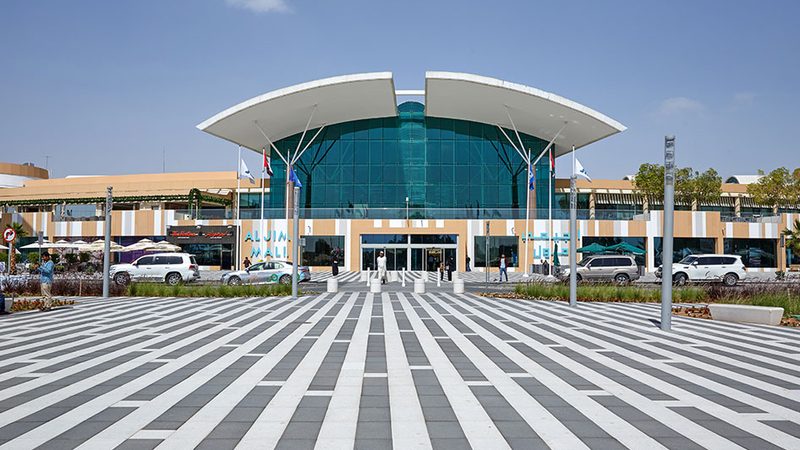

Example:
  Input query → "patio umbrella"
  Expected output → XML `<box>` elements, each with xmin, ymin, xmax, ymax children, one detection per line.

<box><xmin>79</xmin><ymin>239</ymin><xmax>124</xmax><ymax>252</ymax></box>
<box><xmin>553</xmin><ymin>243</ymin><xmax>561</xmax><ymax>266</ymax></box>
<box><xmin>576</xmin><ymin>242</ymin><xmax>607</xmax><ymax>254</ymax></box>
<box><xmin>607</xmin><ymin>242</ymin><xmax>645</xmax><ymax>255</ymax></box>
<box><xmin>120</xmin><ymin>238</ymin><xmax>158</xmax><ymax>252</ymax></box>
<box><xmin>151</xmin><ymin>242</ymin><xmax>182</xmax><ymax>252</ymax></box>
<box><xmin>20</xmin><ymin>240</ymin><xmax>57</xmax><ymax>249</ymax></box>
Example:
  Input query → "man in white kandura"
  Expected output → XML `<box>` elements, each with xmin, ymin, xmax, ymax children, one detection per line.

<box><xmin>376</xmin><ymin>251</ymin><xmax>388</xmax><ymax>285</ymax></box>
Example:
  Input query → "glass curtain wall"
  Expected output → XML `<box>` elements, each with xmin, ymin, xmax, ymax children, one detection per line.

<box><xmin>268</xmin><ymin>102</ymin><xmax>551</xmax><ymax>218</ymax></box>
<box><xmin>302</xmin><ymin>236</ymin><xmax>345</xmax><ymax>267</ymax></box>
<box><xmin>474</xmin><ymin>236</ymin><xmax>519</xmax><ymax>268</ymax></box>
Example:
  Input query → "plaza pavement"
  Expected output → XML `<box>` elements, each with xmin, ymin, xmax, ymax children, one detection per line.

<box><xmin>0</xmin><ymin>292</ymin><xmax>799</xmax><ymax>449</ymax></box>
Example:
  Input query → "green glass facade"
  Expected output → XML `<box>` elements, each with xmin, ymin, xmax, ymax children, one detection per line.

<box><xmin>267</xmin><ymin>102</ymin><xmax>553</xmax><ymax>218</ymax></box>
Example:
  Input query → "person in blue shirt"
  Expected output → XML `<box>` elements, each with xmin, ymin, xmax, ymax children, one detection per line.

<box><xmin>39</xmin><ymin>252</ymin><xmax>55</xmax><ymax>311</ymax></box>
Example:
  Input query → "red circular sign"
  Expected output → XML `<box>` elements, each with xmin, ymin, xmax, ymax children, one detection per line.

<box><xmin>3</xmin><ymin>228</ymin><xmax>15</xmax><ymax>243</ymax></box>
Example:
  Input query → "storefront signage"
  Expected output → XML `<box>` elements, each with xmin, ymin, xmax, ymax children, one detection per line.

<box><xmin>167</xmin><ymin>226</ymin><xmax>235</xmax><ymax>244</ymax></box>
<box><xmin>521</xmin><ymin>231</ymin><xmax>581</xmax><ymax>243</ymax></box>
<box><xmin>246</xmin><ymin>229</ymin><xmax>288</xmax><ymax>259</ymax></box>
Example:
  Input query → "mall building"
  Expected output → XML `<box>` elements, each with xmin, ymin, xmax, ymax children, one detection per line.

<box><xmin>1</xmin><ymin>72</ymin><xmax>798</xmax><ymax>273</ymax></box>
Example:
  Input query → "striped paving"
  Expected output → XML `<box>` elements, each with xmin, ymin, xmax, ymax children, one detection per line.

<box><xmin>310</xmin><ymin>270</ymin><xmax>537</xmax><ymax>284</ymax></box>
<box><xmin>0</xmin><ymin>294</ymin><xmax>798</xmax><ymax>449</ymax></box>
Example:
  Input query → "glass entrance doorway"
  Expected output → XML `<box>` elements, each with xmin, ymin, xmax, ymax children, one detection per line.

<box><xmin>361</xmin><ymin>234</ymin><xmax>458</xmax><ymax>271</ymax></box>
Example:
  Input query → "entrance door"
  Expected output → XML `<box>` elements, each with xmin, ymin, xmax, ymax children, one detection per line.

<box><xmin>424</xmin><ymin>248</ymin><xmax>442</xmax><ymax>271</ymax></box>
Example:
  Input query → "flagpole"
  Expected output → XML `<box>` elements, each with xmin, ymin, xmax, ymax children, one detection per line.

<box><xmin>548</xmin><ymin>146</ymin><xmax>553</xmax><ymax>276</ymax></box>
<box><xmin>236</xmin><ymin>145</ymin><xmax>242</xmax><ymax>271</ymax></box>
<box><xmin>523</xmin><ymin>150</ymin><xmax>530</xmax><ymax>277</ymax></box>
<box><xmin>569</xmin><ymin>145</ymin><xmax>577</xmax><ymax>307</ymax></box>
<box><xmin>259</xmin><ymin>148</ymin><xmax>265</xmax><ymax>261</ymax></box>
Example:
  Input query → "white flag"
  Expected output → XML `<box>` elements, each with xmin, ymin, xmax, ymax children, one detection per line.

<box><xmin>575</xmin><ymin>159</ymin><xmax>592</xmax><ymax>182</ymax></box>
<box><xmin>239</xmin><ymin>158</ymin><xmax>255</xmax><ymax>184</ymax></box>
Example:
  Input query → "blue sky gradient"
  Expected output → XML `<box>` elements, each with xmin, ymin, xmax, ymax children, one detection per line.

<box><xmin>1</xmin><ymin>0</ymin><xmax>798</xmax><ymax>179</ymax></box>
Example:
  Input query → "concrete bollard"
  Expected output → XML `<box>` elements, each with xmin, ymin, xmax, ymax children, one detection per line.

<box><xmin>414</xmin><ymin>278</ymin><xmax>425</xmax><ymax>293</ymax></box>
<box><xmin>452</xmin><ymin>271</ymin><xmax>459</xmax><ymax>281</ymax></box>
<box><xmin>370</xmin><ymin>280</ymin><xmax>382</xmax><ymax>293</ymax></box>
<box><xmin>453</xmin><ymin>279</ymin><xmax>465</xmax><ymax>294</ymax></box>
<box><xmin>366</xmin><ymin>268</ymin><xmax>371</xmax><ymax>287</ymax></box>
<box><xmin>401</xmin><ymin>268</ymin><xmax>406</xmax><ymax>287</ymax></box>
<box><xmin>326</xmin><ymin>278</ymin><xmax>338</xmax><ymax>293</ymax></box>
<box><xmin>437</xmin><ymin>272</ymin><xmax>441</xmax><ymax>287</ymax></box>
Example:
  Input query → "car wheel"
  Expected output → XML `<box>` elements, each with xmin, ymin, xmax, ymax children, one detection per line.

<box><xmin>279</xmin><ymin>274</ymin><xmax>291</xmax><ymax>285</ymax></box>
<box><xmin>674</xmin><ymin>273</ymin><xmax>688</xmax><ymax>286</ymax></box>
<box><xmin>114</xmin><ymin>272</ymin><xmax>130</xmax><ymax>286</ymax></box>
<box><xmin>227</xmin><ymin>276</ymin><xmax>241</xmax><ymax>286</ymax></box>
<box><xmin>614</xmin><ymin>273</ymin><xmax>630</xmax><ymax>285</ymax></box>
<box><xmin>165</xmin><ymin>272</ymin><xmax>182</xmax><ymax>286</ymax></box>
<box><xmin>722</xmin><ymin>273</ymin><xmax>738</xmax><ymax>287</ymax></box>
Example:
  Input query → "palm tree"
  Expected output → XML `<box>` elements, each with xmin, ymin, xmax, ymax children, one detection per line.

<box><xmin>8</xmin><ymin>222</ymin><xmax>28</xmax><ymax>274</ymax></box>
<box><xmin>783</xmin><ymin>219</ymin><xmax>800</xmax><ymax>263</ymax></box>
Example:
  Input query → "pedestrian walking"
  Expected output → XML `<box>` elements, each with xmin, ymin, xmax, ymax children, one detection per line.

<box><xmin>542</xmin><ymin>258</ymin><xmax>550</xmax><ymax>276</ymax></box>
<box><xmin>38</xmin><ymin>252</ymin><xmax>55</xmax><ymax>311</ymax></box>
<box><xmin>376</xmin><ymin>251</ymin><xmax>388</xmax><ymax>284</ymax></box>
<box><xmin>447</xmin><ymin>256</ymin><xmax>454</xmax><ymax>281</ymax></box>
<box><xmin>243</xmin><ymin>257</ymin><xmax>251</xmax><ymax>269</ymax></box>
<box><xmin>499</xmin><ymin>253</ymin><xmax>508</xmax><ymax>282</ymax></box>
<box><xmin>331</xmin><ymin>247</ymin><xmax>339</xmax><ymax>277</ymax></box>
<box><xmin>465</xmin><ymin>255</ymin><xmax>471</xmax><ymax>272</ymax></box>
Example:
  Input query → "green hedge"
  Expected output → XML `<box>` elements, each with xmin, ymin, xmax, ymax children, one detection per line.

<box><xmin>126</xmin><ymin>282</ymin><xmax>295</xmax><ymax>298</ymax></box>
<box><xmin>513</xmin><ymin>283</ymin><xmax>800</xmax><ymax>316</ymax></box>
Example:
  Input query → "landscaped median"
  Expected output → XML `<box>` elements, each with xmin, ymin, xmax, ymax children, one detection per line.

<box><xmin>125</xmin><ymin>282</ymin><xmax>296</xmax><ymax>298</ymax></box>
<box><xmin>501</xmin><ymin>282</ymin><xmax>800</xmax><ymax>327</ymax></box>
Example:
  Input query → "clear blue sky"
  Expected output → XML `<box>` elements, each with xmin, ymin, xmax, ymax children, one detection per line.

<box><xmin>1</xmin><ymin>0</ymin><xmax>798</xmax><ymax>180</ymax></box>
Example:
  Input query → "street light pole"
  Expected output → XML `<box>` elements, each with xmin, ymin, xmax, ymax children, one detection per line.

<box><xmin>102</xmin><ymin>186</ymin><xmax>113</xmax><ymax>298</ymax></box>
<box><xmin>292</xmin><ymin>186</ymin><xmax>300</xmax><ymax>299</ymax></box>
<box><xmin>569</xmin><ymin>146</ymin><xmax>577</xmax><ymax>307</ymax></box>
<box><xmin>661</xmin><ymin>136</ymin><xmax>676</xmax><ymax>331</ymax></box>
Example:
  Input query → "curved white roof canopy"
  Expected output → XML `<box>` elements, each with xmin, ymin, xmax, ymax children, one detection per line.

<box><xmin>425</xmin><ymin>72</ymin><xmax>626</xmax><ymax>156</ymax></box>
<box><xmin>197</xmin><ymin>71</ymin><xmax>625</xmax><ymax>156</ymax></box>
<box><xmin>725</xmin><ymin>175</ymin><xmax>763</xmax><ymax>184</ymax></box>
<box><xmin>197</xmin><ymin>72</ymin><xmax>397</xmax><ymax>151</ymax></box>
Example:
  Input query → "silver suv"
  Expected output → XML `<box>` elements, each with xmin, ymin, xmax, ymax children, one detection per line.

<box><xmin>561</xmin><ymin>255</ymin><xmax>640</xmax><ymax>283</ymax></box>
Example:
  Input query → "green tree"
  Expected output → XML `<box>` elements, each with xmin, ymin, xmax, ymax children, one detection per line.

<box><xmin>632</xmin><ymin>163</ymin><xmax>664</xmax><ymax>206</ymax></box>
<box><xmin>679</xmin><ymin>168</ymin><xmax>722</xmax><ymax>208</ymax></box>
<box><xmin>747</xmin><ymin>167</ymin><xmax>799</xmax><ymax>212</ymax></box>
<box><xmin>633</xmin><ymin>164</ymin><xmax>721</xmax><ymax>210</ymax></box>
<box><xmin>8</xmin><ymin>222</ymin><xmax>28</xmax><ymax>274</ymax></box>
<box><xmin>784</xmin><ymin>218</ymin><xmax>800</xmax><ymax>258</ymax></box>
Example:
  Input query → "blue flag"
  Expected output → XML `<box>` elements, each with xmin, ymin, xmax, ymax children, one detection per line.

<box><xmin>528</xmin><ymin>165</ymin><xmax>535</xmax><ymax>191</ymax></box>
<box><xmin>289</xmin><ymin>167</ymin><xmax>302</xmax><ymax>188</ymax></box>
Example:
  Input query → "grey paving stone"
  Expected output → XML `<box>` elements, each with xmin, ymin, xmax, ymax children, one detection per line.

<box><xmin>354</xmin><ymin>438</ymin><xmax>393</xmax><ymax>450</ymax></box>
<box><xmin>114</xmin><ymin>439</ymin><xmax>163</xmax><ymax>450</ymax></box>
<box><xmin>221</xmin><ymin>407</ymin><xmax>264</xmax><ymax>422</ymax></box>
<box><xmin>275</xmin><ymin>439</ymin><xmax>316</xmax><ymax>450</ymax></box>
<box><xmin>430</xmin><ymin>437</ymin><xmax>472</xmax><ymax>450</ymax></box>
<box><xmin>355</xmin><ymin>421</ymin><xmax>392</xmax><ymax>439</ymax></box>
<box><xmin>194</xmin><ymin>438</ymin><xmax>240</xmax><ymax>450</ymax></box>
<box><xmin>504</xmin><ymin>437</ymin><xmax>550</xmax><ymax>449</ymax></box>
<box><xmin>358</xmin><ymin>407</ymin><xmax>391</xmax><ymax>422</ymax></box>
<box><xmin>281</xmin><ymin>421</ymin><xmax>323</xmax><ymax>439</ymax></box>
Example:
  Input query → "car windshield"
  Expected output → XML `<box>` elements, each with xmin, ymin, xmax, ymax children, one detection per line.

<box><xmin>679</xmin><ymin>256</ymin><xmax>698</xmax><ymax>264</ymax></box>
<box><xmin>577</xmin><ymin>258</ymin><xmax>592</xmax><ymax>266</ymax></box>
<box><xmin>249</xmin><ymin>263</ymin><xmax>264</xmax><ymax>271</ymax></box>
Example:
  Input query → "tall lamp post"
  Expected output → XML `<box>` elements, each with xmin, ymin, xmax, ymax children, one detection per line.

<box><xmin>661</xmin><ymin>136</ymin><xmax>676</xmax><ymax>331</ymax></box>
<box><xmin>102</xmin><ymin>187</ymin><xmax>113</xmax><ymax>298</ymax></box>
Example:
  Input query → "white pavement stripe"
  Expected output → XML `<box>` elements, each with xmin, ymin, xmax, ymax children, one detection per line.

<box><xmin>315</xmin><ymin>292</ymin><xmax>371</xmax><ymax>448</ymax></box>
<box><xmin>463</xmin><ymin>295</ymin><xmax>799</xmax><ymax>448</ymax></box>
<box><xmin>417</xmin><ymin>293</ymin><xmax>594</xmax><ymax>450</ymax></box>
<box><xmin>382</xmin><ymin>292</ymin><xmax>431</xmax><ymax>449</ymax></box>
<box><xmin>235</xmin><ymin>293</ymin><xmax>356</xmax><ymax>449</ymax></box>
<box><xmin>400</xmin><ymin>292</ymin><xmax>510</xmax><ymax>450</ymax></box>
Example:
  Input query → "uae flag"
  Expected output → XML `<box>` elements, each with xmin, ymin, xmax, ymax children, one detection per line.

<box><xmin>263</xmin><ymin>148</ymin><xmax>273</xmax><ymax>177</ymax></box>
<box><xmin>549</xmin><ymin>147</ymin><xmax>555</xmax><ymax>173</ymax></box>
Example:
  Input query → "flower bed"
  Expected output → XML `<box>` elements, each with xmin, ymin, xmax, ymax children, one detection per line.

<box><xmin>10</xmin><ymin>298</ymin><xmax>76</xmax><ymax>312</ymax></box>
<box><xmin>125</xmin><ymin>282</ymin><xmax>295</xmax><ymax>298</ymax></box>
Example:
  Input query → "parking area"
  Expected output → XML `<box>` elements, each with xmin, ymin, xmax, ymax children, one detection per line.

<box><xmin>0</xmin><ymin>293</ymin><xmax>799</xmax><ymax>449</ymax></box>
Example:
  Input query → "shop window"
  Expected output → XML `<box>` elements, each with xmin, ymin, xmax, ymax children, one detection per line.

<box><xmin>474</xmin><ymin>236</ymin><xmax>519</xmax><ymax>267</ymax></box>
<box><xmin>724</xmin><ymin>238</ymin><xmax>777</xmax><ymax>268</ymax></box>
<box><xmin>654</xmin><ymin>238</ymin><xmax>716</xmax><ymax>266</ymax></box>
<box><xmin>301</xmin><ymin>236</ymin><xmax>345</xmax><ymax>267</ymax></box>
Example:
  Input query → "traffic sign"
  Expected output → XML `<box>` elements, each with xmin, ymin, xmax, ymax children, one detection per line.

<box><xmin>3</xmin><ymin>228</ymin><xmax>16</xmax><ymax>243</ymax></box>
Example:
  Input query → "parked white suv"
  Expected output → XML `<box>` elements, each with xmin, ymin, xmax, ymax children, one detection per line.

<box><xmin>111</xmin><ymin>253</ymin><xmax>200</xmax><ymax>286</ymax></box>
<box><xmin>656</xmin><ymin>254</ymin><xmax>746</xmax><ymax>286</ymax></box>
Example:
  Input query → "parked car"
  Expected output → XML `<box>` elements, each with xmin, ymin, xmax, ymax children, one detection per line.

<box><xmin>656</xmin><ymin>254</ymin><xmax>746</xmax><ymax>286</ymax></box>
<box><xmin>221</xmin><ymin>260</ymin><xmax>311</xmax><ymax>285</ymax></box>
<box><xmin>110</xmin><ymin>253</ymin><xmax>200</xmax><ymax>286</ymax></box>
<box><xmin>560</xmin><ymin>255</ymin><xmax>640</xmax><ymax>284</ymax></box>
